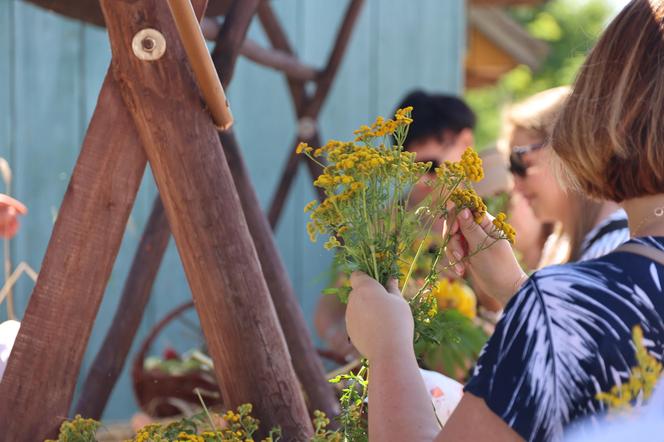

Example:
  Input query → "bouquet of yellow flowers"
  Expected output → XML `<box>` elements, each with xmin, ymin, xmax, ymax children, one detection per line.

<box><xmin>299</xmin><ymin>107</ymin><xmax>514</xmax><ymax>438</ymax></box>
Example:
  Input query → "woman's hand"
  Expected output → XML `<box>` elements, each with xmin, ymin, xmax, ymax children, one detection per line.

<box><xmin>446</xmin><ymin>208</ymin><xmax>528</xmax><ymax>306</ymax></box>
<box><xmin>345</xmin><ymin>272</ymin><xmax>413</xmax><ymax>361</ymax></box>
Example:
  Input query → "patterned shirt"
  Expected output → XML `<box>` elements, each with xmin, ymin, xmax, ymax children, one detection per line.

<box><xmin>578</xmin><ymin>209</ymin><xmax>629</xmax><ymax>261</ymax></box>
<box><xmin>465</xmin><ymin>236</ymin><xmax>664</xmax><ymax>441</ymax></box>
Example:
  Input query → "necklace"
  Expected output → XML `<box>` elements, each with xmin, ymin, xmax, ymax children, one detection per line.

<box><xmin>631</xmin><ymin>206</ymin><xmax>664</xmax><ymax>237</ymax></box>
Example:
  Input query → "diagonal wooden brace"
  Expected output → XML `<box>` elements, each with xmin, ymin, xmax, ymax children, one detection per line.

<box><xmin>0</xmin><ymin>74</ymin><xmax>149</xmax><ymax>441</ymax></box>
<box><xmin>263</xmin><ymin>0</ymin><xmax>365</xmax><ymax>228</ymax></box>
<box><xmin>74</xmin><ymin>0</ymin><xmax>209</xmax><ymax>420</ymax></box>
<box><xmin>75</xmin><ymin>0</ymin><xmax>336</xmax><ymax>421</ymax></box>
<box><xmin>100</xmin><ymin>0</ymin><xmax>312</xmax><ymax>438</ymax></box>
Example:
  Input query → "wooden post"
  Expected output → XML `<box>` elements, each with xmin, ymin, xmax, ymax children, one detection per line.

<box><xmin>73</xmin><ymin>0</ymin><xmax>209</xmax><ymax>419</ymax></box>
<box><xmin>210</xmin><ymin>0</ymin><xmax>261</xmax><ymax>86</ymax></box>
<box><xmin>100</xmin><ymin>0</ymin><xmax>312</xmax><ymax>438</ymax></box>
<box><xmin>73</xmin><ymin>197</ymin><xmax>170</xmax><ymax>419</ymax></box>
<box><xmin>220</xmin><ymin>130</ymin><xmax>339</xmax><ymax>418</ymax></box>
<box><xmin>263</xmin><ymin>0</ymin><xmax>365</xmax><ymax>228</ymax></box>
<box><xmin>77</xmin><ymin>0</ymin><xmax>337</xmax><ymax>420</ymax></box>
<box><xmin>0</xmin><ymin>75</ymin><xmax>148</xmax><ymax>440</ymax></box>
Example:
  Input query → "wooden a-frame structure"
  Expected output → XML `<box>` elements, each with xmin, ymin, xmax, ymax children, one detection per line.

<box><xmin>0</xmin><ymin>0</ymin><xmax>364</xmax><ymax>440</ymax></box>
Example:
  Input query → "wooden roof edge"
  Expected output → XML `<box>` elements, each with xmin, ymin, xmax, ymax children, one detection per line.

<box><xmin>21</xmin><ymin>0</ymin><xmax>234</xmax><ymax>28</ymax></box>
<box><xmin>469</xmin><ymin>6</ymin><xmax>549</xmax><ymax>70</ymax></box>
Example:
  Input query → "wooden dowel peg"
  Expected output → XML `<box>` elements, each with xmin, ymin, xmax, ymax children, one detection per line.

<box><xmin>166</xmin><ymin>0</ymin><xmax>233</xmax><ymax>130</ymax></box>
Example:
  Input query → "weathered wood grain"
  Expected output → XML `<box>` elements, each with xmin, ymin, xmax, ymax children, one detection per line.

<box><xmin>220</xmin><ymin>129</ymin><xmax>339</xmax><ymax>418</ymax></box>
<box><xmin>0</xmin><ymin>74</ymin><xmax>148</xmax><ymax>441</ymax></box>
<box><xmin>74</xmin><ymin>197</ymin><xmax>170</xmax><ymax>419</ymax></box>
<box><xmin>72</xmin><ymin>0</ymin><xmax>209</xmax><ymax>420</ymax></box>
<box><xmin>100</xmin><ymin>0</ymin><xmax>312</xmax><ymax>437</ymax></box>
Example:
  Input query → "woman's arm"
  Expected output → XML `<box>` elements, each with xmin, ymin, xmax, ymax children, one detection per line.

<box><xmin>368</xmin><ymin>342</ymin><xmax>440</xmax><ymax>441</ymax></box>
<box><xmin>346</xmin><ymin>272</ymin><xmax>523</xmax><ymax>442</ymax></box>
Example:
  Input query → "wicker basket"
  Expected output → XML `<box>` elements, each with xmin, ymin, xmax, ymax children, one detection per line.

<box><xmin>132</xmin><ymin>302</ymin><xmax>223</xmax><ymax>417</ymax></box>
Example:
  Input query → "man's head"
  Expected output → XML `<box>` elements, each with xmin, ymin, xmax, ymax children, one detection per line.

<box><xmin>395</xmin><ymin>90</ymin><xmax>476</xmax><ymax>204</ymax></box>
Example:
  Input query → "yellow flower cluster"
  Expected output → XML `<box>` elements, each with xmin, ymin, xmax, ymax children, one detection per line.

<box><xmin>597</xmin><ymin>325</ymin><xmax>663</xmax><ymax>411</ymax></box>
<box><xmin>431</xmin><ymin>279</ymin><xmax>477</xmax><ymax>319</ymax></box>
<box><xmin>222</xmin><ymin>409</ymin><xmax>242</xmax><ymax>423</ymax></box>
<box><xmin>492</xmin><ymin>212</ymin><xmax>516</xmax><ymax>243</ymax></box>
<box><xmin>460</xmin><ymin>148</ymin><xmax>484</xmax><ymax>182</ymax></box>
<box><xmin>394</xmin><ymin>106</ymin><xmax>414</xmax><ymax>125</ymax></box>
<box><xmin>46</xmin><ymin>415</ymin><xmax>101</xmax><ymax>442</ymax></box>
<box><xmin>299</xmin><ymin>132</ymin><xmax>428</xmax><ymax>244</ymax></box>
<box><xmin>450</xmin><ymin>187</ymin><xmax>487</xmax><ymax>223</ymax></box>
<box><xmin>434</xmin><ymin>147</ymin><xmax>483</xmax><ymax>183</ymax></box>
<box><xmin>176</xmin><ymin>432</ymin><xmax>205</xmax><ymax>442</ymax></box>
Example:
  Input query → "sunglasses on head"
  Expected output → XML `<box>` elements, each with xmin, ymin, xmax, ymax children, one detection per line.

<box><xmin>508</xmin><ymin>142</ymin><xmax>546</xmax><ymax>178</ymax></box>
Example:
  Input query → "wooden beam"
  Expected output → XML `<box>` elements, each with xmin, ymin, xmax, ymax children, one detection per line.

<box><xmin>211</xmin><ymin>0</ymin><xmax>337</xmax><ymax>418</ymax></box>
<box><xmin>22</xmin><ymin>0</ymin><xmax>235</xmax><ymax>27</ymax></box>
<box><xmin>210</xmin><ymin>0</ymin><xmax>261</xmax><ymax>86</ymax></box>
<box><xmin>241</xmin><ymin>39</ymin><xmax>319</xmax><ymax>82</ymax></box>
<box><xmin>73</xmin><ymin>197</ymin><xmax>171</xmax><ymax>419</ymax></box>
<box><xmin>257</xmin><ymin>2</ymin><xmax>306</xmax><ymax>111</ymax></box>
<box><xmin>201</xmin><ymin>18</ymin><xmax>319</xmax><ymax>82</ymax></box>
<box><xmin>99</xmin><ymin>0</ymin><xmax>312</xmax><ymax>438</ymax></box>
<box><xmin>72</xmin><ymin>0</ymin><xmax>209</xmax><ymax>420</ymax></box>
<box><xmin>0</xmin><ymin>75</ymin><xmax>148</xmax><ymax>440</ymax></box>
<box><xmin>307</xmin><ymin>0</ymin><xmax>365</xmax><ymax>118</ymax></box>
<box><xmin>262</xmin><ymin>0</ymin><xmax>365</xmax><ymax>228</ymax></box>
<box><xmin>220</xmin><ymin>129</ymin><xmax>339</xmax><ymax>418</ymax></box>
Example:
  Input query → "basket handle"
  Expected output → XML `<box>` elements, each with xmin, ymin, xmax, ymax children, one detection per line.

<box><xmin>132</xmin><ymin>301</ymin><xmax>196</xmax><ymax>378</ymax></box>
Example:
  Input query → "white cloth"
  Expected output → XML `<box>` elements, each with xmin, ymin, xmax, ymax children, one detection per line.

<box><xmin>0</xmin><ymin>320</ymin><xmax>20</xmax><ymax>382</ymax></box>
<box><xmin>419</xmin><ymin>368</ymin><xmax>463</xmax><ymax>425</ymax></box>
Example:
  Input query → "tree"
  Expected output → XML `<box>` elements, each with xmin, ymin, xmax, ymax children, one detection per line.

<box><xmin>466</xmin><ymin>0</ymin><xmax>612</xmax><ymax>149</ymax></box>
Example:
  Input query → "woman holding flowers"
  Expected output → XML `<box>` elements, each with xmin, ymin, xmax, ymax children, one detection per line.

<box><xmin>346</xmin><ymin>1</ymin><xmax>664</xmax><ymax>440</ymax></box>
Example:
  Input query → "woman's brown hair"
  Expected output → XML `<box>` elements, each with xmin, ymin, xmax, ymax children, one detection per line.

<box><xmin>552</xmin><ymin>0</ymin><xmax>664</xmax><ymax>202</ymax></box>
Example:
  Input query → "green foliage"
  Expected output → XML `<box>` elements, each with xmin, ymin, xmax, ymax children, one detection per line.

<box><xmin>416</xmin><ymin>310</ymin><xmax>488</xmax><ymax>380</ymax></box>
<box><xmin>328</xmin><ymin>365</ymin><xmax>369</xmax><ymax>442</ymax></box>
<box><xmin>466</xmin><ymin>0</ymin><xmax>612</xmax><ymax>149</ymax></box>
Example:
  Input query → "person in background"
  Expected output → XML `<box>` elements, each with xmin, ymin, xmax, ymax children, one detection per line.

<box><xmin>500</xmin><ymin>86</ymin><xmax>629</xmax><ymax>269</ymax></box>
<box><xmin>346</xmin><ymin>1</ymin><xmax>664</xmax><ymax>439</ymax></box>
<box><xmin>314</xmin><ymin>91</ymin><xmax>476</xmax><ymax>361</ymax></box>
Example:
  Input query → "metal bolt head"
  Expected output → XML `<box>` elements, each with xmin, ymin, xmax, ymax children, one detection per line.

<box><xmin>132</xmin><ymin>29</ymin><xmax>166</xmax><ymax>61</ymax></box>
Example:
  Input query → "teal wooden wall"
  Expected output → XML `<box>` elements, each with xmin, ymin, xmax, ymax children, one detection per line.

<box><xmin>0</xmin><ymin>0</ymin><xmax>465</xmax><ymax>421</ymax></box>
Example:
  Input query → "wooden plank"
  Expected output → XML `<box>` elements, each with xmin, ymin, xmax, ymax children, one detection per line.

<box><xmin>73</xmin><ymin>0</ymin><xmax>208</xmax><ymax>419</ymax></box>
<box><xmin>74</xmin><ymin>197</ymin><xmax>170</xmax><ymax>419</ymax></box>
<box><xmin>22</xmin><ymin>0</ymin><xmax>235</xmax><ymax>28</ymax></box>
<box><xmin>99</xmin><ymin>0</ymin><xmax>312</xmax><ymax>438</ymax></box>
<box><xmin>210</xmin><ymin>0</ymin><xmax>261</xmax><ymax>86</ymax></box>
<box><xmin>0</xmin><ymin>74</ymin><xmax>148</xmax><ymax>441</ymax></box>
<box><xmin>220</xmin><ymin>130</ymin><xmax>338</xmax><ymax>417</ymax></box>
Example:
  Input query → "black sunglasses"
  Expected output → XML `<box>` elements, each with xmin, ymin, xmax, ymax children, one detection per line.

<box><xmin>508</xmin><ymin>142</ymin><xmax>545</xmax><ymax>178</ymax></box>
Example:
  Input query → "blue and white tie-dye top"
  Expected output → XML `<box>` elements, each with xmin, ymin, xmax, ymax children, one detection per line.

<box><xmin>464</xmin><ymin>236</ymin><xmax>664</xmax><ymax>442</ymax></box>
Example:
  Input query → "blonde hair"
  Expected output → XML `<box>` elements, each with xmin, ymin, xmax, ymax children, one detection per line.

<box><xmin>499</xmin><ymin>86</ymin><xmax>603</xmax><ymax>265</ymax></box>
<box><xmin>552</xmin><ymin>0</ymin><xmax>664</xmax><ymax>202</ymax></box>
<box><xmin>497</xmin><ymin>86</ymin><xmax>571</xmax><ymax>157</ymax></box>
